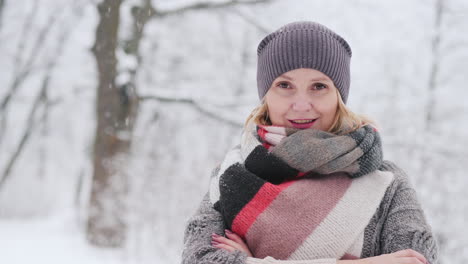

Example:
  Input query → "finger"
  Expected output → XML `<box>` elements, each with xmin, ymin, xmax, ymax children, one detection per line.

<box><xmin>225</xmin><ymin>230</ymin><xmax>252</xmax><ymax>254</ymax></box>
<box><xmin>392</xmin><ymin>249</ymin><xmax>427</xmax><ymax>264</ymax></box>
<box><xmin>225</xmin><ymin>229</ymin><xmax>246</xmax><ymax>245</ymax></box>
<box><xmin>393</xmin><ymin>249</ymin><xmax>422</xmax><ymax>258</ymax></box>
<box><xmin>212</xmin><ymin>234</ymin><xmax>243</xmax><ymax>250</ymax></box>
<box><xmin>213</xmin><ymin>242</ymin><xmax>236</xmax><ymax>252</ymax></box>
<box><xmin>397</xmin><ymin>257</ymin><xmax>425</xmax><ymax>264</ymax></box>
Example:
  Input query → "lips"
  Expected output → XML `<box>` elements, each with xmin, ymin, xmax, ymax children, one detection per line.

<box><xmin>288</xmin><ymin>119</ymin><xmax>317</xmax><ymax>129</ymax></box>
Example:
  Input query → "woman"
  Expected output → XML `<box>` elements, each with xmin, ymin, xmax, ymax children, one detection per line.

<box><xmin>181</xmin><ymin>21</ymin><xmax>438</xmax><ymax>264</ymax></box>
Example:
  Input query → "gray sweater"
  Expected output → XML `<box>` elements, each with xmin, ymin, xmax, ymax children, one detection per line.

<box><xmin>181</xmin><ymin>161</ymin><xmax>438</xmax><ymax>264</ymax></box>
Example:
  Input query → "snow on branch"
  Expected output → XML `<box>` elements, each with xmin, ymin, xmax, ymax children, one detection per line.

<box><xmin>151</xmin><ymin>0</ymin><xmax>274</xmax><ymax>18</ymax></box>
<box><xmin>138</xmin><ymin>94</ymin><xmax>243</xmax><ymax>128</ymax></box>
<box><xmin>230</xmin><ymin>8</ymin><xmax>270</xmax><ymax>34</ymax></box>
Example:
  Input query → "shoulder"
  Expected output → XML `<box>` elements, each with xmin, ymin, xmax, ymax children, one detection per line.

<box><xmin>374</xmin><ymin>160</ymin><xmax>422</xmax><ymax>216</ymax></box>
<box><xmin>375</xmin><ymin>161</ymin><xmax>428</xmax><ymax>226</ymax></box>
<box><xmin>379</xmin><ymin>160</ymin><xmax>413</xmax><ymax>188</ymax></box>
<box><xmin>379</xmin><ymin>160</ymin><xmax>406</xmax><ymax>178</ymax></box>
<box><xmin>358</xmin><ymin>160</ymin><xmax>413</xmax><ymax>205</ymax></box>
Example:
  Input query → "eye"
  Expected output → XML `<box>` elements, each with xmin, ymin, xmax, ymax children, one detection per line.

<box><xmin>277</xmin><ymin>82</ymin><xmax>291</xmax><ymax>89</ymax></box>
<box><xmin>313</xmin><ymin>83</ymin><xmax>327</xmax><ymax>90</ymax></box>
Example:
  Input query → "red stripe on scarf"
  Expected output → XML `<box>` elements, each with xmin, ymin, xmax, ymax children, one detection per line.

<box><xmin>231</xmin><ymin>181</ymin><xmax>294</xmax><ymax>238</ymax></box>
<box><xmin>246</xmin><ymin>174</ymin><xmax>352</xmax><ymax>259</ymax></box>
<box><xmin>296</xmin><ymin>172</ymin><xmax>306</xmax><ymax>178</ymax></box>
<box><xmin>257</xmin><ymin>126</ymin><xmax>272</xmax><ymax>150</ymax></box>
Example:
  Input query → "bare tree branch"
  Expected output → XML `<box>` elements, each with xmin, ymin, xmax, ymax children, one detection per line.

<box><xmin>0</xmin><ymin>2</ymin><xmax>61</xmax><ymax>144</ymax></box>
<box><xmin>425</xmin><ymin>0</ymin><xmax>444</xmax><ymax>132</ymax></box>
<box><xmin>1</xmin><ymin>0</ymin><xmax>38</xmax><ymax>111</ymax></box>
<box><xmin>119</xmin><ymin>0</ymin><xmax>273</xmax><ymax>130</ymax></box>
<box><xmin>0</xmin><ymin>0</ymin><xmax>38</xmax><ymax>142</ymax></box>
<box><xmin>0</xmin><ymin>5</ymin><xmax>78</xmax><ymax>190</ymax></box>
<box><xmin>152</xmin><ymin>0</ymin><xmax>273</xmax><ymax>18</ymax></box>
<box><xmin>37</xmin><ymin>76</ymin><xmax>49</xmax><ymax>180</ymax></box>
<box><xmin>122</xmin><ymin>0</ymin><xmax>270</xmax><ymax>130</ymax></box>
<box><xmin>0</xmin><ymin>0</ymin><xmax>5</xmax><ymax>30</ymax></box>
<box><xmin>138</xmin><ymin>94</ymin><xmax>243</xmax><ymax>128</ymax></box>
<box><xmin>117</xmin><ymin>0</ymin><xmax>154</xmax><ymax>111</ymax></box>
<box><xmin>230</xmin><ymin>7</ymin><xmax>270</xmax><ymax>34</ymax></box>
<box><xmin>0</xmin><ymin>77</ymin><xmax>47</xmax><ymax>189</ymax></box>
<box><xmin>440</xmin><ymin>40</ymin><xmax>468</xmax><ymax>57</ymax></box>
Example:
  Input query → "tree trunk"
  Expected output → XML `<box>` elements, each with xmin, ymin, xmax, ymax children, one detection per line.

<box><xmin>87</xmin><ymin>0</ymin><xmax>138</xmax><ymax>247</ymax></box>
<box><xmin>0</xmin><ymin>0</ymin><xmax>4</xmax><ymax>29</ymax></box>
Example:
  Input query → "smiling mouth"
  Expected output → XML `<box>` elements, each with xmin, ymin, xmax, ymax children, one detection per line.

<box><xmin>288</xmin><ymin>119</ymin><xmax>318</xmax><ymax>129</ymax></box>
<box><xmin>289</xmin><ymin>119</ymin><xmax>317</xmax><ymax>124</ymax></box>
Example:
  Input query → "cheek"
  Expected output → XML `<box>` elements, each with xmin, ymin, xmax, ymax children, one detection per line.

<box><xmin>266</xmin><ymin>107</ymin><xmax>290</xmax><ymax>127</ymax></box>
<box><xmin>265</xmin><ymin>95</ymin><xmax>288</xmax><ymax>123</ymax></box>
<box><xmin>267</xmin><ymin>106</ymin><xmax>286</xmax><ymax>125</ymax></box>
<box><xmin>325</xmin><ymin>104</ymin><xmax>338</xmax><ymax>119</ymax></box>
<box><xmin>316</xmin><ymin>98</ymin><xmax>338</xmax><ymax>121</ymax></box>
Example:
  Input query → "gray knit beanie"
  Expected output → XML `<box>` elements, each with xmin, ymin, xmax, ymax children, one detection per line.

<box><xmin>256</xmin><ymin>21</ymin><xmax>352</xmax><ymax>103</ymax></box>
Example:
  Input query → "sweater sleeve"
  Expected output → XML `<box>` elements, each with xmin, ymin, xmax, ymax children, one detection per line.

<box><xmin>379</xmin><ymin>162</ymin><xmax>439</xmax><ymax>264</ymax></box>
<box><xmin>181</xmin><ymin>191</ymin><xmax>248</xmax><ymax>264</ymax></box>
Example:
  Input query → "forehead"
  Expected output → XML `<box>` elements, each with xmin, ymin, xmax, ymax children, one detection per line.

<box><xmin>278</xmin><ymin>68</ymin><xmax>332</xmax><ymax>82</ymax></box>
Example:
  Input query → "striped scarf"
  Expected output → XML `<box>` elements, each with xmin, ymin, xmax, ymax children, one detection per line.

<box><xmin>209</xmin><ymin>123</ymin><xmax>395</xmax><ymax>260</ymax></box>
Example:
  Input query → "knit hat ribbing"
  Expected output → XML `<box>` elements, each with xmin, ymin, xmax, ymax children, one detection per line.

<box><xmin>256</xmin><ymin>21</ymin><xmax>352</xmax><ymax>103</ymax></box>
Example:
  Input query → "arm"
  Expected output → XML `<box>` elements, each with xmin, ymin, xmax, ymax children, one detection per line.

<box><xmin>378</xmin><ymin>162</ymin><xmax>439</xmax><ymax>264</ymax></box>
<box><xmin>182</xmin><ymin>191</ymin><xmax>338</xmax><ymax>264</ymax></box>
<box><xmin>222</xmin><ymin>235</ymin><xmax>427</xmax><ymax>264</ymax></box>
<box><xmin>181</xmin><ymin>191</ymin><xmax>248</xmax><ymax>264</ymax></box>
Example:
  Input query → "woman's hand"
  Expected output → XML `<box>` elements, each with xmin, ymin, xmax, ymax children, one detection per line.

<box><xmin>211</xmin><ymin>229</ymin><xmax>253</xmax><ymax>257</ymax></box>
<box><xmin>211</xmin><ymin>233</ymin><xmax>427</xmax><ymax>264</ymax></box>
<box><xmin>339</xmin><ymin>249</ymin><xmax>428</xmax><ymax>264</ymax></box>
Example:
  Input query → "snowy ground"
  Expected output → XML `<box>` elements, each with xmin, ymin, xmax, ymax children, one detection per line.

<box><xmin>0</xmin><ymin>209</ymin><xmax>174</xmax><ymax>264</ymax></box>
<box><xmin>0</xmin><ymin>211</ymin><xmax>129</xmax><ymax>264</ymax></box>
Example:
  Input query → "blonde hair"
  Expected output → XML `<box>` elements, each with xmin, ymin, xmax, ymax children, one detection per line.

<box><xmin>244</xmin><ymin>90</ymin><xmax>377</xmax><ymax>135</ymax></box>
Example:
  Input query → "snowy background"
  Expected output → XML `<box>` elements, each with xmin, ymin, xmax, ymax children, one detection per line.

<box><xmin>0</xmin><ymin>0</ymin><xmax>467</xmax><ymax>263</ymax></box>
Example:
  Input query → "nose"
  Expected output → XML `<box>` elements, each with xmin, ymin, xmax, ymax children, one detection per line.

<box><xmin>291</xmin><ymin>96</ymin><xmax>312</xmax><ymax>112</ymax></box>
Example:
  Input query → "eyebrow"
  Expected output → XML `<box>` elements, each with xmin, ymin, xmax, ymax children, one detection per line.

<box><xmin>279</xmin><ymin>74</ymin><xmax>331</xmax><ymax>82</ymax></box>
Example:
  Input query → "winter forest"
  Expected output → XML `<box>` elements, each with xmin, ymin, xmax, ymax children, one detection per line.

<box><xmin>0</xmin><ymin>0</ymin><xmax>467</xmax><ymax>263</ymax></box>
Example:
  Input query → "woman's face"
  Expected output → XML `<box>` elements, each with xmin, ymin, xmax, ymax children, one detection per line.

<box><xmin>265</xmin><ymin>68</ymin><xmax>339</xmax><ymax>131</ymax></box>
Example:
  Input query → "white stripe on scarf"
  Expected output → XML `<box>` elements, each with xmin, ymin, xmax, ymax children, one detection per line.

<box><xmin>288</xmin><ymin>170</ymin><xmax>394</xmax><ymax>260</ymax></box>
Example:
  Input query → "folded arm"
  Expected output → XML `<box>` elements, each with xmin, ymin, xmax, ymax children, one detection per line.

<box><xmin>378</xmin><ymin>163</ymin><xmax>438</xmax><ymax>264</ymax></box>
<box><xmin>182</xmin><ymin>192</ymin><xmax>337</xmax><ymax>264</ymax></box>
